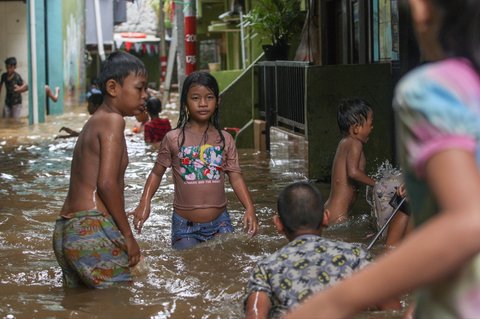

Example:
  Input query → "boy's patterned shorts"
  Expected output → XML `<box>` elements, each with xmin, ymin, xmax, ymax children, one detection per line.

<box><xmin>52</xmin><ymin>210</ymin><xmax>132</xmax><ymax>288</ymax></box>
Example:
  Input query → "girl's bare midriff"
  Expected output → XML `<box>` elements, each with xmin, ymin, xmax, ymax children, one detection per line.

<box><xmin>175</xmin><ymin>206</ymin><xmax>226</xmax><ymax>223</ymax></box>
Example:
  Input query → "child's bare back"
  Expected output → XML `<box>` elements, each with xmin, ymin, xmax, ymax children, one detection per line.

<box><xmin>325</xmin><ymin>98</ymin><xmax>375</xmax><ymax>225</ymax></box>
<box><xmin>325</xmin><ymin>137</ymin><xmax>368</xmax><ymax>223</ymax></box>
<box><xmin>53</xmin><ymin>51</ymin><xmax>148</xmax><ymax>288</ymax></box>
<box><xmin>60</xmin><ymin>108</ymin><xmax>128</xmax><ymax>217</ymax></box>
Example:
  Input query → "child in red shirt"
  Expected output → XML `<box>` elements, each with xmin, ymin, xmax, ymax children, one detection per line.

<box><xmin>143</xmin><ymin>96</ymin><xmax>171</xmax><ymax>145</ymax></box>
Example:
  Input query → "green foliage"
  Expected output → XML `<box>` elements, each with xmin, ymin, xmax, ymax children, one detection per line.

<box><xmin>243</xmin><ymin>0</ymin><xmax>303</xmax><ymax>46</ymax></box>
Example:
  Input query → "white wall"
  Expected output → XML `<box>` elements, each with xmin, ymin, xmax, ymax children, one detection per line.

<box><xmin>0</xmin><ymin>2</ymin><xmax>28</xmax><ymax>117</ymax></box>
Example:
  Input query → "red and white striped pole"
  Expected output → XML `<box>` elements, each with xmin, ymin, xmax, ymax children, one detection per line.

<box><xmin>184</xmin><ymin>0</ymin><xmax>196</xmax><ymax>75</ymax></box>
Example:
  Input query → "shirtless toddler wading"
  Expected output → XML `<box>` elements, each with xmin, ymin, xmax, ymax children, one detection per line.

<box><xmin>325</xmin><ymin>98</ymin><xmax>375</xmax><ymax>224</ymax></box>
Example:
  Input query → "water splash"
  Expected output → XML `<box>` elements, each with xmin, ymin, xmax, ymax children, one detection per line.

<box><xmin>366</xmin><ymin>160</ymin><xmax>402</xmax><ymax>206</ymax></box>
<box><xmin>367</xmin><ymin>160</ymin><xmax>404</xmax><ymax>232</ymax></box>
<box><xmin>0</xmin><ymin>114</ymin><xmax>407</xmax><ymax>318</ymax></box>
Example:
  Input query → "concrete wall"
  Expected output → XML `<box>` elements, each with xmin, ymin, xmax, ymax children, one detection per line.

<box><xmin>212</xmin><ymin>69</ymin><xmax>242</xmax><ymax>92</ymax></box>
<box><xmin>63</xmin><ymin>0</ymin><xmax>86</xmax><ymax>107</ymax></box>
<box><xmin>219</xmin><ymin>68</ymin><xmax>255</xmax><ymax>149</ymax></box>
<box><xmin>306</xmin><ymin>63</ymin><xmax>395</xmax><ymax>181</ymax></box>
<box><xmin>0</xmin><ymin>2</ymin><xmax>28</xmax><ymax>117</ymax></box>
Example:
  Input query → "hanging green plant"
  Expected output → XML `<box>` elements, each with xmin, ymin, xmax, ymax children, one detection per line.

<box><xmin>244</xmin><ymin>0</ymin><xmax>304</xmax><ymax>50</ymax></box>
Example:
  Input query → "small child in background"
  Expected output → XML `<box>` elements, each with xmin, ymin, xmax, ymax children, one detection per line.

<box><xmin>0</xmin><ymin>57</ymin><xmax>27</xmax><ymax>118</ymax></box>
<box><xmin>143</xmin><ymin>96</ymin><xmax>172</xmax><ymax>146</ymax></box>
<box><xmin>132</xmin><ymin>71</ymin><xmax>258</xmax><ymax>250</ymax></box>
<box><xmin>325</xmin><ymin>98</ymin><xmax>375</xmax><ymax>224</ymax></box>
<box><xmin>85</xmin><ymin>87</ymin><xmax>103</xmax><ymax>115</ymax></box>
<box><xmin>88</xmin><ymin>77</ymin><xmax>99</xmax><ymax>92</ymax></box>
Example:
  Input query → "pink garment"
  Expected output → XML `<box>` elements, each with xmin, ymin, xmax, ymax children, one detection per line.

<box><xmin>156</xmin><ymin>126</ymin><xmax>241</xmax><ymax>210</ymax></box>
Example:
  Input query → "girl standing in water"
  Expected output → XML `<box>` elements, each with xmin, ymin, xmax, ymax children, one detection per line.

<box><xmin>285</xmin><ymin>0</ymin><xmax>480</xmax><ymax>318</ymax></box>
<box><xmin>132</xmin><ymin>71</ymin><xmax>258</xmax><ymax>250</ymax></box>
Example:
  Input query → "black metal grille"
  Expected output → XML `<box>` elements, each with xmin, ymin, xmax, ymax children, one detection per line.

<box><xmin>256</xmin><ymin>61</ymin><xmax>308</xmax><ymax>133</ymax></box>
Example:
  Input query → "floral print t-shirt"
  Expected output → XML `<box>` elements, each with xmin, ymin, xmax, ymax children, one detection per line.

<box><xmin>394</xmin><ymin>58</ymin><xmax>480</xmax><ymax>318</ymax></box>
<box><xmin>156</xmin><ymin>126</ymin><xmax>241</xmax><ymax>210</ymax></box>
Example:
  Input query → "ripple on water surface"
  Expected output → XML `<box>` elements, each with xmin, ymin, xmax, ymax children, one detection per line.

<box><xmin>0</xmin><ymin>114</ymin><xmax>406</xmax><ymax>318</ymax></box>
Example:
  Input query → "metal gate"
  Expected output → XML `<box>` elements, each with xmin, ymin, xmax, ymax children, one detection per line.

<box><xmin>256</xmin><ymin>61</ymin><xmax>309</xmax><ymax>149</ymax></box>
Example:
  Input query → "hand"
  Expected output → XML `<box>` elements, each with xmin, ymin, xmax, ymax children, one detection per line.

<box><xmin>124</xmin><ymin>235</ymin><xmax>141</xmax><ymax>267</ymax></box>
<box><xmin>397</xmin><ymin>184</ymin><xmax>407</xmax><ymax>198</ymax></box>
<box><xmin>59</xmin><ymin>127</ymin><xmax>77</xmax><ymax>135</ymax></box>
<box><xmin>128</xmin><ymin>202</ymin><xmax>151</xmax><ymax>234</ymax></box>
<box><xmin>243</xmin><ymin>209</ymin><xmax>259</xmax><ymax>237</ymax></box>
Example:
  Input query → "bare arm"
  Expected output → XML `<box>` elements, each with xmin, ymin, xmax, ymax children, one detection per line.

<box><xmin>45</xmin><ymin>85</ymin><xmax>59</xmax><ymax>102</ymax></box>
<box><xmin>284</xmin><ymin>149</ymin><xmax>480</xmax><ymax>318</ymax></box>
<box><xmin>228</xmin><ymin>171</ymin><xmax>258</xmax><ymax>236</ymax></box>
<box><xmin>346</xmin><ymin>140</ymin><xmax>375</xmax><ymax>187</ymax></box>
<box><xmin>14</xmin><ymin>83</ymin><xmax>28</xmax><ymax>93</ymax></box>
<box><xmin>245</xmin><ymin>292</ymin><xmax>271</xmax><ymax>319</ymax></box>
<box><xmin>97</xmin><ymin>115</ymin><xmax>140</xmax><ymax>267</ymax></box>
<box><xmin>131</xmin><ymin>162</ymin><xmax>166</xmax><ymax>233</ymax></box>
<box><xmin>57</xmin><ymin>127</ymin><xmax>80</xmax><ymax>137</ymax></box>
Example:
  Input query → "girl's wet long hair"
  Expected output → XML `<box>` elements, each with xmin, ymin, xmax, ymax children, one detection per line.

<box><xmin>176</xmin><ymin>71</ymin><xmax>225</xmax><ymax>149</ymax></box>
<box><xmin>434</xmin><ymin>0</ymin><xmax>480</xmax><ymax>73</ymax></box>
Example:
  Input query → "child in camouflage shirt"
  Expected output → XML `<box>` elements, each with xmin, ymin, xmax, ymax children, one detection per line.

<box><xmin>244</xmin><ymin>182</ymin><xmax>400</xmax><ymax>318</ymax></box>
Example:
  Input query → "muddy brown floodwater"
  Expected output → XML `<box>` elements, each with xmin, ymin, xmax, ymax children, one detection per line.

<box><xmin>0</xmin><ymin>107</ymin><xmax>407</xmax><ymax>318</ymax></box>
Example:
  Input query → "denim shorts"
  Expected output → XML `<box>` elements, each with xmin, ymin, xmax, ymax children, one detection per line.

<box><xmin>171</xmin><ymin>210</ymin><xmax>234</xmax><ymax>245</ymax></box>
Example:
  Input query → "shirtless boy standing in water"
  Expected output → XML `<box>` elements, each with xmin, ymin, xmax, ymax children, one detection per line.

<box><xmin>53</xmin><ymin>51</ymin><xmax>148</xmax><ymax>288</ymax></box>
<box><xmin>325</xmin><ymin>98</ymin><xmax>375</xmax><ymax>224</ymax></box>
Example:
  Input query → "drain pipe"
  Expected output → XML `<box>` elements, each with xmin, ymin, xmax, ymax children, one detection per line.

<box><xmin>93</xmin><ymin>0</ymin><xmax>106</xmax><ymax>61</ymax></box>
<box><xmin>29</xmin><ymin>0</ymin><xmax>39</xmax><ymax>124</ymax></box>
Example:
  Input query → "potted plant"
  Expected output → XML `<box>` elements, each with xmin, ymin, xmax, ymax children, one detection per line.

<box><xmin>244</xmin><ymin>0</ymin><xmax>304</xmax><ymax>61</ymax></box>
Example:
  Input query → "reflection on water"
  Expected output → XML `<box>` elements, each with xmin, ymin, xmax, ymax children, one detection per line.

<box><xmin>0</xmin><ymin>110</ymin><xmax>405</xmax><ymax>318</ymax></box>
